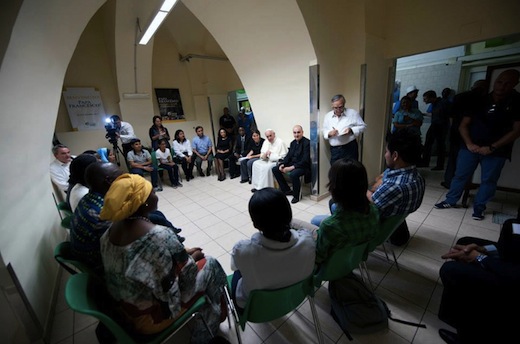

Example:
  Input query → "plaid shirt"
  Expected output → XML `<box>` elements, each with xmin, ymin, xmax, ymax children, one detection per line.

<box><xmin>372</xmin><ymin>166</ymin><xmax>425</xmax><ymax>218</ymax></box>
<box><xmin>315</xmin><ymin>204</ymin><xmax>380</xmax><ymax>264</ymax></box>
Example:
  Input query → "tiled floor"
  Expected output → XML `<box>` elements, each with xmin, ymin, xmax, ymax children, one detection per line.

<box><xmin>49</xmin><ymin>166</ymin><xmax>520</xmax><ymax>344</ymax></box>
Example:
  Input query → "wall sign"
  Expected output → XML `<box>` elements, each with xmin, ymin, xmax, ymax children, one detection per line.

<box><xmin>62</xmin><ymin>87</ymin><xmax>105</xmax><ymax>130</ymax></box>
<box><xmin>154</xmin><ymin>88</ymin><xmax>185</xmax><ymax>120</ymax></box>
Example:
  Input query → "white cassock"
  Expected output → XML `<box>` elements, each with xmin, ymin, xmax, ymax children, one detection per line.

<box><xmin>251</xmin><ymin>137</ymin><xmax>288</xmax><ymax>190</ymax></box>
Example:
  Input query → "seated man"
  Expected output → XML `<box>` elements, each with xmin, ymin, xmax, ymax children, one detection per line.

<box><xmin>437</xmin><ymin>214</ymin><xmax>520</xmax><ymax>344</ymax></box>
<box><xmin>251</xmin><ymin>129</ymin><xmax>288</xmax><ymax>192</ymax></box>
<box><xmin>272</xmin><ymin>125</ymin><xmax>311</xmax><ymax>204</ymax></box>
<box><xmin>367</xmin><ymin>128</ymin><xmax>425</xmax><ymax>246</ymax></box>
<box><xmin>192</xmin><ymin>126</ymin><xmax>214</xmax><ymax>177</ymax></box>
<box><xmin>50</xmin><ymin>144</ymin><xmax>73</xmax><ymax>196</ymax></box>
<box><xmin>126</xmin><ymin>138</ymin><xmax>161</xmax><ymax>191</ymax></box>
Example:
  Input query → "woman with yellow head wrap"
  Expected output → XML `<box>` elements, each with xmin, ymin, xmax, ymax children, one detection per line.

<box><xmin>99</xmin><ymin>174</ymin><xmax>228</xmax><ymax>343</ymax></box>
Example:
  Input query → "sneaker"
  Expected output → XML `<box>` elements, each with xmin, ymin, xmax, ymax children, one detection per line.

<box><xmin>472</xmin><ymin>212</ymin><xmax>485</xmax><ymax>220</ymax></box>
<box><xmin>153</xmin><ymin>186</ymin><xmax>162</xmax><ymax>192</ymax></box>
<box><xmin>434</xmin><ymin>201</ymin><xmax>454</xmax><ymax>209</ymax></box>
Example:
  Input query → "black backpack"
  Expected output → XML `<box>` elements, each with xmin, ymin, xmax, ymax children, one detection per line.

<box><xmin>328</xmin><ymin>272</ymin><xmax>426</xmax><ymax>341</ymax></box>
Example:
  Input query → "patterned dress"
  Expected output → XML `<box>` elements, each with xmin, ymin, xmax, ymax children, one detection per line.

<box><xmin>100</xmin><ymin>225</ymin><xmax>227</xmax><ymax>343</ymax></box>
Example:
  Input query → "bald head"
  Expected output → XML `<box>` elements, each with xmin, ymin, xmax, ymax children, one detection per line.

<box><xmin>293</xmin><ymin>125</ymin><xmax>303</xmax><ymax>141</ymax></box>
<box><xmin>85</xmin><ymin>162</ymin><xmax>123</xmax><ymax>195</ymax></box>
<box><xmin>493</xmin><ymin>69</ymin><xmax>520</xmax><ymax>100</ymax></box>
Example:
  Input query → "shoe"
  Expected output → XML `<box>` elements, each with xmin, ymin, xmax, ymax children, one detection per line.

<box><xmin>472</xmin><ymin>212</ymin><xmax>484</xmax><ymax>220</ymax></box>
<box><xmin>440</xmin><ymin>181</ymin><xmax>450</xmax><ymax>189</ymax></box>
<box><xmin>185</xmin><ymin>176</ymin><xmax>190</xmax><ymax>181</ymax></box>
<box><xmin>240</xmin><ymin>179</ymin><xmax>248</xmax><ymax>183</ymax></box>
<box><xmin>176</xmin><ymin>183</ymin><xmax>183</xmax><ymax>188</ymax></box>
<box><xmin>177</xmin><ymin>235</ymin><xmax>186</xmax><ymax>243</ymax></box>
<box><xmin>206</xmin><ymin>168</ymin><xmax>211</xmax><ymax>176</ymax></box>
<box><xmin>153</xmin><ymin>186</ymin><xmax>162</xmax><ymax>192</ymax></box>
<box><xmin>434</xmin><ymin>201</ymin><xmax>454</xmax><ymax>209</ymax></box>
<box><xmin>198</xmin><ymin>170</ymin><xmax>205</xmax><ymax>177</ymax></box>
<box><xmin>291</xmin><ymin>197</ymin><xmax>300</xmax><ymax>204</ymax></box>
<box><xmin>284</xmin><ymin>190</ymin><xmax>294</xmax><ymax>196</ymax></box>
<box><xmin>248</xmin><ymin>179</ymin><xmax>252</xmax><ymax>184</ymax></box>
<box><xmin>431</xmin><ymin>166</ymin><xmax>444</xmax><ymax>171</ymax></box>
<box><xmin>438</xmin><ymin>329</ymin><xmax>460</xmax><ymax>344</ymax></box>
<box><xmin>251</xmin><ymin>188</ymin><xmax>257</xmax><ymax>193</ymax></box>
<box><xmin>172</xmin><ymin>185</ymin><xmax>178</xmax><ymax>189</ymax></box>
<box><xmin>230</xmin><ymin>174</ymin><xmax>239</xmax><ymax>179</ymax></box>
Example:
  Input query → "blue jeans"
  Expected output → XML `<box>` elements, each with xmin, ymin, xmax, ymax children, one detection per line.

<box><xmin>130</xmin><ymin>167</ymin><xmax>158</xmax><ymax>188</ymax></box>
<box><xmin>240</xmin><ymin>157</ymin><xmax>259</xmax><ymax>181</ymax></box>
<box><xmin>445</xmin><ymin>149</ymin><xmax>506</xmax><ymax>213</ymax></box>
<box><xmin>310</xmin><ymin>203</ymin><xmax>337</xmax><ymax>226</ymax></box>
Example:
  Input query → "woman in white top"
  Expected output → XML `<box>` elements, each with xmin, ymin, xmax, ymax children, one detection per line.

<box><xmin>172</xmin><ymin>129</ymin><xmax>195</xmax><ymax>181</ymax></box>
<box><xmin>230</xmin><ymin>187</ymin><xmax>316</xmax><ymax>310</ymax></box>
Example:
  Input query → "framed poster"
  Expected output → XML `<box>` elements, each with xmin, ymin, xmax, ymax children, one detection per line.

<box><xmin>154</xmin><ymin>88</ymin><xmax>185</xmax><ymax>120</ymax></box>
<box><xmin>62</xmin><ymin>87</ymin><xmax>106</xmax><ymax>130</ymax></box>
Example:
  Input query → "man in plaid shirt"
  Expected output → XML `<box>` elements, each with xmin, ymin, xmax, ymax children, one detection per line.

<box><xmin>367</xmin><ymin>128</ymin><xmax>425</xmax><ymax>245</ymax></box>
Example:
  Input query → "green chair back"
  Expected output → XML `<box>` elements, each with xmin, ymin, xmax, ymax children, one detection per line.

<box><xmin>225</xmin><ymin>274</ymin><xmax>323</xmax><ymax>343</ymax></box>
<box><xmin>314</xmin><ymin>241</ymin><xmax>370</xmax><ymax>286</ymax></box>
<box><xmin>65</xmin><ymin>273</ymin><xmax>210</xmax><ymax>344</ymax></box>
<box><xmin>61</xmin><ymin>214</ymin><xmax>73</xmax><ymax>231</ymax></box>
<box><xmin>54</xmin><ymin>241</ymin><xmax>94</xmax><ymax>275</ymax></box>
<box><xmin>368</xmin><ymin>214</ymin><xmax>408</xmax><ymax>253</ymax></box>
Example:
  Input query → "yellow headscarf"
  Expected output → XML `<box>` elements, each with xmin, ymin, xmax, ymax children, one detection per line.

<box><xmin>100</xmin><ymin>173</ymin><xmax>153</xmax><ymax>221</ymax></box>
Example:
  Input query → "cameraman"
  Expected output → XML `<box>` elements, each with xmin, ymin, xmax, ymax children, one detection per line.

<box><xmin>110</xmin><ymin>115</ymin><xmax>136</xmax><ymax>157</ymax></box>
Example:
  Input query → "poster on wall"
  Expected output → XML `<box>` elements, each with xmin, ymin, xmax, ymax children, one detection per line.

<box><xmin>154</xmin><ymin>88</ymin><xmax>185</xmax><ymax>120</ymax></box>
<box><xmin>62</xmin><ymin>87</ymin><xmax>106</xmax><ymax>131</ymax></box>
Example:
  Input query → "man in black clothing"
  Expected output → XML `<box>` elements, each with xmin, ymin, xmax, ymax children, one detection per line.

<box><xmin>421</xmin><ymin>90</ymin><xmax>451</xmax><ymax>170</ymax></box>
<box><xmin>271</xmin><ymin>125</ymin><xmax>311</xmax><ymax>204</ymax></box>
<box><xmin>438</xmin><ymin>211</ymin><xmax>520</xmax><ymax>344</ymax></box>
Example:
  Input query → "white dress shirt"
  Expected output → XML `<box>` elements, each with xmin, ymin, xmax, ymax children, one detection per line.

<box><xmin>322</xmin><ymin>108</ymin><xmax>367</xmax><ymax>147</ymax></box>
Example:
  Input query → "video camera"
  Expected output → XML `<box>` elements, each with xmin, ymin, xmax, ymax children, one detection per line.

<box><xmin>105</xmin><ymin>117</ymin><xmax>118</xmax><ymax>144</ymax></box>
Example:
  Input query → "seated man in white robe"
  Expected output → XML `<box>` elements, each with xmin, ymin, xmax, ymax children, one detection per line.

<box><xmin>251</xmin><ymin>129</ymin><xmax>288</xmax><ymax>192</ymax></box>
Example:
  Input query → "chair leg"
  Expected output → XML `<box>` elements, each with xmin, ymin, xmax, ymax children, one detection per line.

<box><xmin>389</xmin><ymin>245</ymin><xmax>401</xmax><ymax>270</ymax></box>
<box><xmin>359</xmin><ymin>261</ymin><xmax>374</xmax><ymax>291</ymax></box>
<box><xmin>307</xmin><ymin>296</ymin><xmax>324</xmax><ymax>344</ymax></box>
<box><xmin>223</xmin><ymin>284</ymin><xmax>242</xmax><ymax>344</ymax></box>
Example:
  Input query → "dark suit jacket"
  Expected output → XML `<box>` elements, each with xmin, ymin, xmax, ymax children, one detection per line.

<box><xmin>234</xmin><ymin>135</ymin><xmax>251</xmax><ymax>156</ymax></box>
<box><xmin>282</xmin><ymin>137</ymin><xmax>311</xmax><ymax>174</ymax></box>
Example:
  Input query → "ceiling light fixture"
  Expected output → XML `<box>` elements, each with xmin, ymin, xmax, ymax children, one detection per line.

<box><xmin>138</xmin><ymin>0</ymin><xmax>179</xmax><ymax>45</ymax></box>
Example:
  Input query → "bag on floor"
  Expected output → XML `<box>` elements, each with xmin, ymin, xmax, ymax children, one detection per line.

<box><xmin>328</xmin><ymin>272</ymin><xmax>425</xmax><ymax>341</ymax></box>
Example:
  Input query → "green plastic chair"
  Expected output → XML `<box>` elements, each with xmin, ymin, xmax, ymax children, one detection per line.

<box><xmin>54</xmin><ymin>241</ymin><xmax>94</xmax><ymax>275</ymax></box>
<box><xmin>360</xmin><ymin>214</ymin><xmax>408</xmax><ymax>289</ymax></box>
<box><xmin>65</xmin><ymin>273</ymin><xmax>213</xmax><ymax>344</ymax></box>
<box><xmin>61</xmin><ymin>214</ymin><xmax>73</xmax><ymax>231</ymax></box>
<box><xmin>151</xmin><ymin>150</ymin><xmax>165</xmax><ymax>188</ymax></box>
<box><xmin>313</xmin><ymin>241</ymin><xmax>370</xmax><ymax>287</ymax></box>
<box><xmin>225</xmin><ymin>274</ymin><xmax>324</xmax><ymax>344</ymax></box>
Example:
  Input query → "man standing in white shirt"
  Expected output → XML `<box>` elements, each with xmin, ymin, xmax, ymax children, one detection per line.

<box><xmin>322</xmin><ymin>94</ymin><xmax>367</xmax><ymax>165</ymax></box>
<box><xmin>50</xmin><ymin>144</ymin><xmax>72</xmax><ymax>192</ymax></box>
<box><xmin>110</xmin><ymin>115</ymin><xmax>136</xmax><ymax>157</ymax></box>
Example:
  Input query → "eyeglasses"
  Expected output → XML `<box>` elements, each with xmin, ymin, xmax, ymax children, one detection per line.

<box><xmin>332</xmin><ymin>106</ymin><xmax>345</xmax><ymax>110</ymax></box>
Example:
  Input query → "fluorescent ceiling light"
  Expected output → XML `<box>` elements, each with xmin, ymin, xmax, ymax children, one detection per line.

<box><xmin>161</xmin><ymin>0</ymin><xmax>178</xmax><ymax>12</ymax></box>
<box><xmin>139</xmin><ymin>0</ymin><xmax>179</xmax><ymax>45</ymax></box>
<box><xmin>139</xmin><ymin>11</ymin><xmax>168</xmax><ymax>45</ymax></box>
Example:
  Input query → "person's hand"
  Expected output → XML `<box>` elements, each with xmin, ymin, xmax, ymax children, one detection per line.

<box><xmin>341</xmin><ymin>127</ymin><xmax>352</xmax><ymax>135</ymax></box>
<box><xmin>143</xmin><ymin>166</ymin><xmax>153</xmax><ymax>172</ymax></box>
<box><xmin>466</xmin><ymin>143</ymin><xmax>480</xmax><ymax>153</ymax></box>
<box><xmin>441</xmin><ymin>244</ymin><xmax>483</xmax><ymax>262</ymax></box>
<box><xmin>186</xmin><ymin>247</ymin><xmax>205</xmax><ymax>261</ymax></box>
<box><xmin>329</xmin><ymin>128</ymin><xmax>338</xmax><ymax>137</ymax></box>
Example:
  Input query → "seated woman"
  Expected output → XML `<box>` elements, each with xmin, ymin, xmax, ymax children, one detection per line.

<box><xmin>315</xmin><ymin>159</ymin><xmax>380</xmax><ymax>264</ymax></box>
<box><xmin>96</xmin><ymin>147</ymin><xmax>116</xmax><ymax>163</ymax></box>
<box><xmin>99</xmin><ymin>174</ymin><xmax>227</xmax><ymax>343</ymax></box>
<box><xmin>67</xmin><ymin>153</ymin><xmax>98</xmax><ymax>211</ymax></box>
<box><xmin>149</xmin><ymin>115</ymin><xmax>171</xmax><ymax>151</ymax></box>
<box><xmin>155</xmin><ymin>138</ymin><xmax>182</xmax><ymax>188</ymax></box>
<box><xmin>214</xmin><ymin>128</ymin><xmax>234</xmax><ymax>181</ymax></box>
<box><xmin>239</xmin><ymin>129</ymin><xmax>264</xmax><ymax>184</ymax></box>
<box><xmin>230</xmin><ymin>187</ymin><xmax>316</xmax><ymax>310</ymax></box>
<box><xmin>126</xmin><ymin>138</ymin><xmax>161</xmax><ymax>191</ymax></box>
<box><xmin>172</xmin><ymin>129</ymin><xmax>195</xmax><ymax>181</ymax></box>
